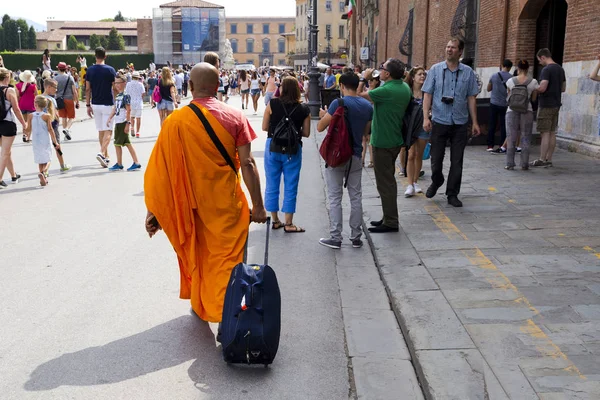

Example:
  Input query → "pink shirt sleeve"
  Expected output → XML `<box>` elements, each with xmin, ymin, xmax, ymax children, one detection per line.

<box><xmin>236</xmin><ymin>116</ymin><xmax>257</xmax><ymax>147</ymax></box>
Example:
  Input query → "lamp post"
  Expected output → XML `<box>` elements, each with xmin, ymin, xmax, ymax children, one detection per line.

<box><xmin>17</xmin><ymin>28</ymin><xmax>21</xmax><ymax>50</ymax></box>
<box><xmin>307</xmin><ymin>0</ymin><xmax>320</xmax><ymax>118</ymax></box>
<box><xmin>326</xmin><ymin>28</ymin><xmax>332</xmax><ymax>66</ymax></box>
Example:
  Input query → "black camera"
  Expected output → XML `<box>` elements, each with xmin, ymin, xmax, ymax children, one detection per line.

<box><xmin>441</xmin><ymin>96</ymin><xmax>454</xmax><ymax>105</ymax></box>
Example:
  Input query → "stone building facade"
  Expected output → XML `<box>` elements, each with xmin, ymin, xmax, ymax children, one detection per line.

<box><xmin>349</xmin><ymin>0</ymin><xmax>600</xmax><ymax>156</ymax></box>
<box><xmin>226</xmin><ymin>17</ymin><xmax>295</xmax><ymax>68</ymax></box>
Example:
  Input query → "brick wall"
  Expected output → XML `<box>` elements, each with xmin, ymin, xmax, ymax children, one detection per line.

<box><xmin>137</xmin><ymin>19</ymin><xmax>153</xmax><ymax>55</ymax></box>
<box><xmin>563</xmin><ymin>0</ymin><xmax>600</xmax><ymax>62</ymax></box>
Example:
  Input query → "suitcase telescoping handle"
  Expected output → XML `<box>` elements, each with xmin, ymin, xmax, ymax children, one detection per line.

<box><xmin>243</xmin><ymin>216</ymin><xmax>271</xmax><ymax>265</ymax></box>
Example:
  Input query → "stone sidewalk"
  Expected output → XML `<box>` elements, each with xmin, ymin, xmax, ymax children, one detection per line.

<box><xmin>360</xmin><ymin>145</ymin><xmax>600</xmax><ymax>399</ymax></box>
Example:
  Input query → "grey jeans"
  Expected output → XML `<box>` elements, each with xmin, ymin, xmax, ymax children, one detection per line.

<box><xmin>505</xmin><ymin>111</ymin><xmax>534</xmax><ymax>168</ymax></box>
<box><xmin>324</xmin><ymin>156</ymin><xmax>363</xmax><ymax>242</ymax></box>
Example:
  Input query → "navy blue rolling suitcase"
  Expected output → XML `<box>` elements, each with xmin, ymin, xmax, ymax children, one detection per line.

<box><xmin>221</xmin><ymin>217</ymin><xmax>281</xmax><ymax>366</ymax></box>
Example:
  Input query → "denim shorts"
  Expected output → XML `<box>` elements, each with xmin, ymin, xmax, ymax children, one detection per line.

<box><xmin>251</xmin><ymin>89</ymin><xmax>261</xmax><ymax>96</ymax></box>
<box><xmin>157</xmin><ymin>100</ymin><xmax>174</xmax><ymax>111</ymax></box>
<box><xmin>418</xmin><ymin>130</ymin><xmax>431</xmax><ymax>140</ymax></box>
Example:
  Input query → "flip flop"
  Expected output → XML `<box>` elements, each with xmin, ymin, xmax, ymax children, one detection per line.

<box><xmin>284</xmin><ymin>224</ymin><xmax>305</xmax><ymax>233</ymax></box>
<box><xmin>38</xmin><ymin>172</ymin><xmax>48</xmax><ymax>187</ymax></box>
<box><xmin>271</xmin><ymin>220</ymin><xmax>284</xmax><ymax>230</ymax></box>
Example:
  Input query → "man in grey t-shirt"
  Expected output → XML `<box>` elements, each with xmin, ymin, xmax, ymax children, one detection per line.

<box><xmin>55</xmin><ymin>62</ymin><xmax>79</xmax><ymax>140</ymax></box>
<box><xmin>486</xmin><ymin>59</ymin><xmax>513</xmax><ymax>153</ymax></box>
<box><xmin>532</xmin><ymin>48</ymin><xmax>566</xmax><ymax>167</ymax></box>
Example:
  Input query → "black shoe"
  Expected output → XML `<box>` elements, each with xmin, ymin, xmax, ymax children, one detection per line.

<box><xmin>448</xmin><ymin>196</ymin><xmax>463</xmax><ymax>207</ymax></box>
<box><xmin>11</xmin><ymin>174</ymin><xmax>21</xmax><ymax>183</ymax></box>
<box><xmin>370</xmin><ymin>219</ymin><xmax>384</xmax><ymax>227</ymax></box>
<box><xmin>63</xmin><ymin>129</ymin><xmax>72</xmax><ymax>141</ymax></box>
<box><xmin>426</xmin><ymin>185</ymin><xmax>440</xmax><ymax>199</ymax></box>
<box><xmin>368</xmin><ymin>225</ymin><xmax>399</xmax><ymax>233</ymax></box>
<box><xmin>419</xmin><ymin>170</ymin><xmax>425</xmax><ymax>177</ymax></box>
<box><xmin>491</xmin><ymin>148</ymin><xmax>506</xmax><ymax>154</ymax></box>
<box><xmin>0</xmin><ymin>180</ymin><xmax>7</xmax><ymax>189</ymax></box>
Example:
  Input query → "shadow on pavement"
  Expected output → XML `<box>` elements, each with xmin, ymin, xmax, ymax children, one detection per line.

<box><xmin>24</xmin><ymin>316</ymin><xmax>220</xmax><ymax>391</ymax></box>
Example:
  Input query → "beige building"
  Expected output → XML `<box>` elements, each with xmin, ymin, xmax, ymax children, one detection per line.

<box><xmin>226</xmin><ymin>17</ymin><xmax>295</xmax><ymax>68</ymax></box>
<box><xmin>37</xmin><ymin>21</ymin><xmax>140</xmax><ymax>52</ymax></box>
<box><xmin>294</xmin><ymin>0</ymin><xmax>349</xmax><ymax>69</ymax></box>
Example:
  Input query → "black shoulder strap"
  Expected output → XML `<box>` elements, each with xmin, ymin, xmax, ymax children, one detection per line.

<box><xmin>188</xmin><ymin>103</ymin><xmax>237</xmax><ymax>174</ymax></box>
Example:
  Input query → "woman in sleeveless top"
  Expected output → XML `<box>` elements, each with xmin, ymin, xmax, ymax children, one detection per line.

<box><xmin>0</xmin><ymin>67</ymin><xmax>27</xmax><ymax>188</ymax></box>
<box><xmin>250</xmin><ymin>71</ymin><xmax>261</xmax><ymax>115</ymax></box>
<box><xmin>239</xmin><ymin>70</ymin><xmax>250</xmax><ymax>110</ymax></box>
<box><xmin>261</xmin><ymin>76</ymin><xmax>311</xmax><ymax>233</ymax></box>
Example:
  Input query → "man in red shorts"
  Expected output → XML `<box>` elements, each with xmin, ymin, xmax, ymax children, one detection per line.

<box><xmin>55</xmin><ymin>61</ymin><xmax>79</xmax><ymax>140</ymax></box>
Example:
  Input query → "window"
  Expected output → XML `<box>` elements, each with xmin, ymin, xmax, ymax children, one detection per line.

<box><xmin>339</xmin><ymin>1</ymin><xmax>345</xmax><ymax>12</ymax></box>
<box><xmin>325</xmin><ymin>0</ymin><xmax>332</xmax><ymax>11</ymax></box>
<box><xmin>279</xmin><ymin>24</ymin><xmax>286</xmax><ymax>34</ymax></box>
<box><xmin>339</xmin><ymin>25</ymin><xmax>345</xmax><ymax>39</ymax></box>
<box><xmin>263</xmin><ymin>24</ymin><xmax>269</xmax><ymax>34</ymax></box>
<box><xmin>325</xmin><ymin>24</ymin><xmax>331</xmax><ymax>39</ymax></box>
<box><xmin>247</xmin><ymin>59</ymin><xmax>254</xmax><ymax>64</ymax></box>
<box><xmin>296</xmin><ymin>6</ymin><xmax>299</xmax><ymax>16</ymax></box>
<box><xmin>262</xmin><ymin>38</ymin><xmax>270</xmax><ymax>53</ymax></box>
<box><xmin>278</xmin><ymin>59</ymin><xmax>286</xmax><ymax>65</ymax></box>
<box><xmin>231</xmin><ymin>24</ymin><xmax>237</xmax><ymax>34</ymax></box>
<box><xmin>278</xmin><ymin>38</ymin><xmax>285</xmax><ymax>53</ymax></box>
<box><xmin>246</xmin><ymin>39</ymin><xmax>254</xmax><ymax>53</ymax></box>
<box><xmin>247</xmin><ymin>24</ymin><xmax>253</xmax><ymax>34</ymax></box>
<box><xmin>231</xmin><ymin>39</ymin><xmax>238</xmax><ymax>53</ymax></box>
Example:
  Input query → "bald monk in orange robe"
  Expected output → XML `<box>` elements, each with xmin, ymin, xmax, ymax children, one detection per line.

<box><xmin>144</xmin><ymin>62</ymin><xmax>267</xmax><ymax>322</ymax></box>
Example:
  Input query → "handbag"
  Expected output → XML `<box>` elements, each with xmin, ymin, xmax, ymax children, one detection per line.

<box><xmin>152</xmin><ymin>84</ymin><xmax>162</xmax><ymax>103</ymax></box>
<box><xmin>55</xmin><ymin>77</ymin><xmax>70</xmax><ymax>110</ymax></box>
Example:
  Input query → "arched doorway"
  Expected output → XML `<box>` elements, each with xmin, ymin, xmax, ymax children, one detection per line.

<box><xmin>534</xmin><ymin>0</ymin><xmax>568</xmax><ymax>77</ymax></box>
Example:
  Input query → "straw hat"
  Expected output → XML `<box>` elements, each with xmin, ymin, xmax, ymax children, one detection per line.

<box><xmin>132</xmin><ymin>71</ymin><xmax>140</xmax><ymax>79</ymax></box>
<box><xmin>19</xmin><ymin>70</ymin><xmax>35</xmax><ymax>83</ymax></box>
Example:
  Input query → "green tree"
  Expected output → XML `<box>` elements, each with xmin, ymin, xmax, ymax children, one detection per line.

<box><xmin>2</xmin><ymin>14</ymin><xmax>10</xmax><ymax>27</ymax></box>
<box><xmin>0</xmin><ymin>26</ymin><xmax>5</xmax><ymax>52</ymax></box>
<box><xmin>27</xmin><ymin>26</ymin><xmax>36</xmax><ymax>49</ymax></box>
<box><xmin>76</xmin><ymin>42</ymin><xmax>87</xmax><ymax>51</ymax></box>
<box><xmin>99</xmin><ymin>35</ymin><xmax>109</xmax><ymax>49</ymax></box>
<box><xmin>89</xmin><ymin>34</ymin><xmax>101</xmax><ymax>50</ymax></box>
<box><xmin>99</xmin><ymin>18</ymin><xmax>114</xmax><ymax>22</ymax></box>
<box><xmin>114</xmin><ymin>11</ymin><xmax>125</xmax><ymax>22</ymax></box>
<box><xmin>107</xmin><ymin>27</ymin><xmax>124</xmax><ymax>50</ymax></box>
<box><xmin>3</xmin><ymin>19</ymin><xmax>18</xmax><ymax>51</ymax></box>
<box><xmin>67</xmin><ymin>35</ymin><xmax>78</xmax><ymax>50</ymax></box>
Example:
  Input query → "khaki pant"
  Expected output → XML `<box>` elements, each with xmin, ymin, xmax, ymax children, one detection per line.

<box><xmin>373</xmin><ymin>146</ymin><xmax>401</xmax><ymax>228</ymax></box>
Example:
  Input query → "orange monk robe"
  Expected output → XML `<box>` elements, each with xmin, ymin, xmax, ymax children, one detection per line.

<box><xmin>144</xmin><ymin>100</ymin><xmax>255</xmax><ymax>322</ymax></box>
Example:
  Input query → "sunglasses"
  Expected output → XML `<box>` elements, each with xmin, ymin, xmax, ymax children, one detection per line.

<box><xmin>379</xmin><ymin>64</ymin><xmax>388</xmax><ymax>71</ymax></box>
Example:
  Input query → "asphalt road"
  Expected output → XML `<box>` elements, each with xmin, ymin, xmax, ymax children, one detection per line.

<box><xmin>0</xmin><ymin>96</ymin><xmax>350</xmax><ymax>399</ymax></box>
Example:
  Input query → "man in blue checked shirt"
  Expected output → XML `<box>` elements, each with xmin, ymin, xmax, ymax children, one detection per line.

<box><xmin>422</xmin><ymin>38</ymin><xmax>481</xmax><ymax>208</ymax></box>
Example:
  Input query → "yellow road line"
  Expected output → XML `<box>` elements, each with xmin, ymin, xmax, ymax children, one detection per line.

<box><xmin>583</xmin><ymin>246</ymin><xmax>600</xmax><ymax>260</ymax></box>
<box><xmin>425</xmin><ymin>203</ymin><xmax>586</xmax><ymax>379</ymax></box>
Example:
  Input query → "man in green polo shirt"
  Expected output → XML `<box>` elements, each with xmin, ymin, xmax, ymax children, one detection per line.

<box><xmin>358</xmin><ymin>58</ymin><xmax>411</xmax><ymax>233</ymax></box>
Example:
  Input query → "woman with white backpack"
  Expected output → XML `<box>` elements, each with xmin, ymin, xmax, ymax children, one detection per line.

<box><xmin>505</xmin><ymin>59</ymin><xmax>539</xmax><ymax>170</ymax></box>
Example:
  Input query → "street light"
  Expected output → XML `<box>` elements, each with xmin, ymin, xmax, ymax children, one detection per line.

<box><xmin>17</xmin><ymin>28</ymin><xmax>21</xmax><ymax>50</ymax></box>
<box><xmin>307</xmin><ymin>0</ymin><xmax>320</xmax><ymax>118</ymax></box>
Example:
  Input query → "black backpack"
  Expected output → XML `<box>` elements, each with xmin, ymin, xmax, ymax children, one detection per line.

<box><xmin>0</xmin><ymin>86</ymin><xmax>10</xmax><ymax>120</ymax></box>
<box><xmin>270</xmin><ymin>100</ymin><xmax>300</xmax><ymax>156</ymax></box>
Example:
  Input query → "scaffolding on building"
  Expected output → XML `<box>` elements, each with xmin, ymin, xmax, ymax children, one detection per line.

<box><xmin>152</xmin><ymin>4</ymin><xmax>226</xmax><ymax>66</ymax></box>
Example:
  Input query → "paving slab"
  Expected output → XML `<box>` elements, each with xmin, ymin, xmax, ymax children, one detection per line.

<box><xmin>352</xmin><ymin>357</ymin><xmax>424</xmax><ymax>400</ymax></box>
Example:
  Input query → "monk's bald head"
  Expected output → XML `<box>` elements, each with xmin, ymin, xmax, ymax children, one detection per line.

<box><xmin>189</xmin><ymin>62</ymin><xmax>219</xmax><ymax>97</ymax></box>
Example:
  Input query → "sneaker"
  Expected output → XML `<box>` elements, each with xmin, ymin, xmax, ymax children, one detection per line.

<box><xmin>60</xmin><ymin>164</ymin><xmax>72</xmax><ymax>173</ymax></box>
<box><xmin>127</xmin><ymin>163</ymin><xmax>142</xmax><ymax>171</ymax></box>
<box><xmin>63</xmin><ymin>129</ymin><xmax>72</xmax><ymax>141</ymax></box>
<box><xmin>319</xmin><ymin>238</ymin><xmax>342</xmax><ymax>249</ymax></box>
<box><xmin>11</xmin><ymin>174</ymin><xmax>21</xmax><ymax>183</ymax></box>
<box><xmin>530</xmin><ymin>159</ymin><xmax>545</xmax><ymax>167</ymax></box>
<box><xmin>0</xmin><ymin>180</ymin><xmax>7</xmax><ymax>189</ymax></box>
<box><xmin>516</xmin><ymin>147</ymin><xmax>522</xmax><ymax>153</ymax></box>
<box><xmin>487</xmin><ymin>146</ymin><xmax>494</xmax><ymax>152</ymax></box>
<box><xmin>414</xmin><ymin>183</ymin><xmax>423</xmax><ymax>193</ymax></box>
<box><xmin>136</xmin><ymin>133</ymin><xmax>140</xmax><ymax>138</ymax></box>
<box><xmin>404</xmin><ymin>184</ymin><xmax>415</xmax><ymax>198</ymax></box>
<box><xmin>131</xmin><ymin>132</ymin><xmax>135</xmax><ymax>137</ymax></box>
<box><xmin>491</xmin><ymin>147</ymin><xmax>506</xmax><ymax>154</ymax></box>
<box><xmin>242</xmin><ymin>104</ymin><xmax>245</xmax><ymax>110</ymax></box>
<box><xmin>351</xmin><ymin>238</ymin><xmax>363</xmax><ymax>248</ymax></box>
<box><xmin>96</xmin><ymin>153</ymin><xmax>108</xmax><ymax>168</ymax></box>
<box><xmin>419</xmin><ymin>170</ymin><xmax>425</xmax><ymax>177</ymax></box>
<box><xmin>109</xmin><ymin>163</ymin><xmax>124</xmax><ymax>171</ymax></box>
<box><xmin>544</xmin><ymin>161</ymin><xmax>553</xmax><ymax>168</ymax></box>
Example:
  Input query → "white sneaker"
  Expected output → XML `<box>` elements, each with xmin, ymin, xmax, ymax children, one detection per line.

<box><xmin>414</xmin><ymin>183</ymin><xmax>423</xmax><ymax>193</ymax></box>
<box><xmin>404</xmin><ymin>184</ymin><xmax>415</xmax><ymax>198</ymax></box>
